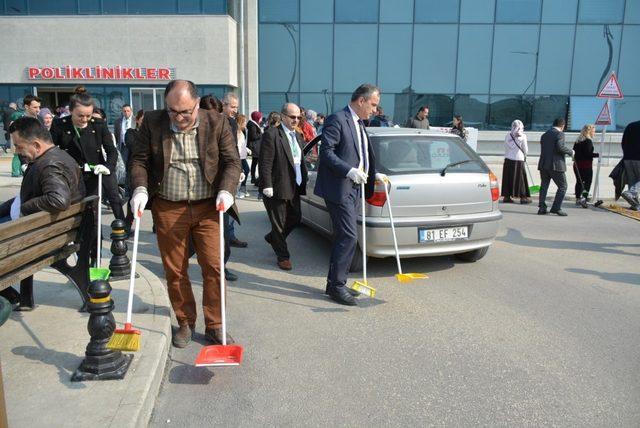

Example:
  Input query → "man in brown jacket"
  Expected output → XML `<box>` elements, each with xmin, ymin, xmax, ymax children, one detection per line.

<box><xmin>130</xmin><ymin>80</ymin><xmax>241</xmax><ymax>348</ymax></box>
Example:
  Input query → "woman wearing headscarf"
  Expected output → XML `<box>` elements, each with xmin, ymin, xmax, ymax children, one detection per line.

<box><xmin>501</xmin><ymin>119</ymin><xmax>531</xmax><ymax>204</ymax></box>
<box><xmin>38</xmin><ymin>108</ymin><xmax>54</xmax><ymax>131</ymax></box>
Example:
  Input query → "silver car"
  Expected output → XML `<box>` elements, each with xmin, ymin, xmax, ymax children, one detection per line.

<box><xmin>301</xmin><ymin>127</ymin><xmax>502</xmax><ymax>271</ymax></box>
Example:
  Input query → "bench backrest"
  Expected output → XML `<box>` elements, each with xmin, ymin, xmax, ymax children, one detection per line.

<box><xmin>0</xmin><ymin>196</ymin><xmax>97</xmax><ymax>286</ymax></box>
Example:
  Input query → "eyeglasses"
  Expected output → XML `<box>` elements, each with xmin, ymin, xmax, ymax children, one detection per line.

<box><xmin>167</xmin><ymin>100</ymin><xmax>198</xmax><ymax>119</ymax></box>
<box><xmin>284</xmin><ymin>114</ymin><xmax>302</xmax><ymax>120</ymax></box>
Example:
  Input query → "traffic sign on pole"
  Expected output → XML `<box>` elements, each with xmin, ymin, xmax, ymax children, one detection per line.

<box><xmin>597</xmin><ymin>72</ymin><xmax>623</xmax><ymax>99</ymax></box>
<box><xmin>595</xmin><ymin>102</ymin><xmax>612</xmax><ymax>125</ymax></box>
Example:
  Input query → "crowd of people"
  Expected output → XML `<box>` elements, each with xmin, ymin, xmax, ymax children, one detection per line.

<box><xmin>1</xmin><ymin>79</ymin><xmax>639</xmax><ymax>348</ymax></box>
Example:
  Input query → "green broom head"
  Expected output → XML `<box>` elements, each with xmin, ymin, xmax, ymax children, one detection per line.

<box><xmin>529</xmin><ymin>185</ymin><xmax>541</xmax><ymax>194</ymax></box>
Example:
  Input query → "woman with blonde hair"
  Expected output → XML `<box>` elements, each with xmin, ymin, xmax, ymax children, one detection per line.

<box><xmin>501</xmin><ymin>119</ymin><xmax>531</xmax><ymax>204</ymax></box>
<box><xmin>573</xmin><ymin>124</ymin><xmax>599</xmax><ymax>203</ymax></box>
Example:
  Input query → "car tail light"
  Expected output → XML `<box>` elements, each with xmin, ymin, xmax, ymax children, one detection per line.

<box><xmin>366</xmin><ymin>179</ymin><xmax>388</xmax><ymax>207</ymax></box>
<box><xmin>489</xmin><ymin>171</ymin><xmax>499</xmax><ymax>201</ymax></box>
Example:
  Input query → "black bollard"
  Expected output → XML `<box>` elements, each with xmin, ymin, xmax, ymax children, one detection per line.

<box><xmin>109</xmin><ymin>219</ymin><xmax>132</xmax><ymax>280</ymax></box>
<box><xmin>71</xmin><ymin>279</ymin><xmax>132</xmax><ymax>381</ymax></box>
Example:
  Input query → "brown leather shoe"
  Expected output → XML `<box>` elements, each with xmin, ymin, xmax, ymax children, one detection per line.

<box><xmin>277</xmin><ymin>259</ymin><xmax>292</xmax><ymax>270</ymax></box>
<box><xmin>204</xmin><ymin>328</ymin><xmax>235</xmax><ymax>345</ymax></box>
<box><xmin>229</xmin><ymin>238</ymin><xmax>248</xmax><ymax>248</ymax></box>
<box><xmin>172</xmin><ymin>324</ymin><xmax>193</xmax><ymax>348</ymax></box>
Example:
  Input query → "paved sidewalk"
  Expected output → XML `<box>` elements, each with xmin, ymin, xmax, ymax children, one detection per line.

<box><xmin>0</xmin><ymin>264</ymin><xmax>171</xmax><ymax>427</ymax></box>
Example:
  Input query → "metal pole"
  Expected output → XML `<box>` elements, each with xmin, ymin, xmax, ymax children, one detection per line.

<box><xmin>593</xmin><ymin>99</ymin><xmax>608</xmax><ymax>203</ymax></box>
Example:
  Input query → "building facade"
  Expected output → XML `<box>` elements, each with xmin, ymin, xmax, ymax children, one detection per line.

<box><xmin>1</xmin><ymin>0</ymin><xmax>638</xmax><ymax>132</ymax></box>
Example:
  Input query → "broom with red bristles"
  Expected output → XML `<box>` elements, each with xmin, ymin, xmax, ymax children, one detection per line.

<box><xmin>107</xmin><ymin>213</ymin><xmax>142</xmax><ymax>351</ymax></box>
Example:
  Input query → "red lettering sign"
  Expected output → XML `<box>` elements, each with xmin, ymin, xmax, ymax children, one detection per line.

<box><xmin>26</xmin><ymin>65</ymin><xmax>174</xmax><ymax>80</ymax></box>
<box><xmin>146</xmin><ymin>68</ymin><xmax>157</xmax><ymax>79</ymax></box>
<box><xmin>28</xmin><ymin>67</ymin><xmax>41</xmax><ymax>79</ymax></box>
<box><xmin>158</xmin><ymin>68</ymin><xmax>170</xmax><ymax>80</ymax></box>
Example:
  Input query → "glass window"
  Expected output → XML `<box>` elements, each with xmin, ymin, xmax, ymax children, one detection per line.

<box><xmin>415</xmin><ymin>0</ymin><xmax>459</xmax><ymax>23</ymax></box>
<box><xmin>29</xmin><ymin>0</ymin><xmax>77</xmax><ymax>14</ymax></box>
<box><xmin>569</xmin><ymin>96</ymin><xmax>614</xmax><ymax>131</ymax></box>
<box><xmin>578</xmin><ymin>0</ymin><xmax>624</xmax><ymax>24</ymax></box>
<box><xmin>202</xmin><ymin>0</ymin><xmax>226</xmax><ymax>14</ymax></box>
<box><xmin>571</xmin><ymin>25</ymin><xmax>622</xmax><ymax>95</ymax></box>
<box><xmin>376</xmin><ymin>96</ymin><xmax>398</xmax><ymax>125</ymax></box>
<box><xmin>412</xmin><ymin>25</ymin><xmax>458</xmax><ymax>93</ymax></box>
<box><xmin>333</xmin><ymin>24</ymin><xmax>377</xmax><ymax>92</ymax></box>
<box><xmin>260</xmin><ymin>93</ymin><xmax>299</xmax><ymax>116</ymax></box>
<box><xmin>456</xmin><ymin>25</ymin><xmax>493</xmax><ymax>93</ymax></box>
<box><xmin>626</xmin><ymin>0</ymin><xmax>640</xmax><ymax>24</ymax></box>
<box><xmin>5</xmin><ymin>0</ymin><xmax>27</xmax><ymax>14</ymax></box>
<box><xmin>129</xmin><ymin>0</ymin><xmax>176</xmax><ymax>14</ymax></box>
<box><xmin>378</xmin><ymin>25</ymin><xmax>412</xmax><ymax>93</ymax></box>
<box><xmin>301</xmin><ymin>0</ymin><xmax>333</xmax><ymax>23</ymax></box>
<box><xmin>491</xmin><ymin>25</ymin><xmax>539</xmax><ymax>95</ymax></box>
<box><xmin>535</xmin><ymin>25</ymin><xmax>574</xmax><ymax>95</ymax></box>
<box><xmin>454</xmin><ymin>95</ymin><xmax>489</xmax><ymax>129</ymax></box>
<box><xmin>616</xmin><ymin>97</ymin><xmax>640</xmax><ymax>129</ymax></box>
<box><xmin>489</xmin><ymin>95</ymin><xmax>533</xmax><ymax>130</ymax></box>
<box><xmin>300</xmin><ymin>24</ymin><xmax>333</xmax><ymax>92</ymax></box>
<box><xmin>103</xmin><ymin>0</ymin><xmax>127</xmax><ymax>14</ymax></box>
<box><xmin>541</xmin><ymin>0</ymin><xmax>578</xmax><ymax>23</ymax></box>
<box><xmin>531</xmin><ymin>96</ymin><xmax>568</xmax><ymax>130</ymax></box>
<box><xmin>460</xmin><ymin>0</ymin><xmax>495</xmax><ymax>23</ymax></box>
<box><xmin>619</xmin><ymin>25</ymin><xmax>640</xmax><ymax>96</ymax></box>
<box><xmin>411</xmin><ymin>94</ymin><xmax>454</xmax><ymax>127</ymax></box>
<box><xmin>178</xmin><ymin>0</ymin><xmax>201</xmax><ymax>14</ymax></box>
<box><xmin>335</xmin><ymin>0</ymin><xmax>378</xmax><ymax>23</ymax></box>
<box><xmin>300</xmin><ymin>93</ymin><xmax>331</xmax><ymax>116</ymax></box>
<box><xmin>496</xmin><ymin>0</ymin><xmax>541</xmax><ymax>23</ymax></box>
<box><xmin>380</xmin><ymin>0</ymin><xmax>413</xmax><ymax>23</ymax></box>
<box><xmin>79</xmin><ymin>0</ymin><xmax>101</xmax><ymax>14</ymax></box>
<box><xmin>332</xmin><ymin>93</ymin><xmax>351</xmax><ymax>113</ymax></box>
<box><xmin>259</xmin><ymin>0</ymin><xmax>299</xmax><ymax>23</ymax></box>
<box><xmin>259</xmin><ymin>24</ymin><xmax>299</xmax><ymax>92</ymax></box>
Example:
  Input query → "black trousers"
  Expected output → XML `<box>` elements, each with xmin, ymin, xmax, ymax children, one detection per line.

<box><xmin>84</xmin><ymin>173</ymin><xmax>125</xmax><ymax>221</ymax></box>
<box><xmin>325</xmin><ymin>187</ymin><xmax>359</xmax><ymax>289</ymax></box>
<box><xmin>250</xmin><ymin>157</ymin><xmax>259</xmax><ymax>183</ymax></box>
<box><xmin>263</xmin><ymin>192</ymin><xmax>301</xmax><ymax>261</ymax></box>
<box><xmin>539</xmin><ymin>169</ymin><xmax>567</xmax><ymax>212</ymax></box>
<box><xmin>573</xmin><ymin>165</ymin><xmax>593</xmax><ymax>198</ymax></box>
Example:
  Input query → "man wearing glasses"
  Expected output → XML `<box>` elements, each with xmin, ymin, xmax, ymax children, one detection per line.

<box><xmin>129</xmin><ymin>80</ymin><xmax>242</xmax><ymax>348</ymax></box>
<box><xmin>259</xmin><ymin>103</ymin><xmax>308</xmax><ymax>270</ymax></box>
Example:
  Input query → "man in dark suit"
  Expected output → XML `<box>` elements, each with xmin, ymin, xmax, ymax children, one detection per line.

<box><xmin>114</xmin><ymin>104</ymin><xmax>133</xmax><ymax>158</ymax></box>
<box><xmin>259</xmin><ymin>103</ymin><xmax>308</xmax><ymax>271</ymax></box>
<box><xmin>620</xmin><ymin>120</ymin><xmax>640</xmax><ymax>210</ymax></box>
<box><xmin>130</xmin><ymin>80</ymin><xmax>241</xmax><ymax>348</ymax></box>
<box><xmin>538</xmin><ymin>117</ymin><xmax>574</xmax><ymax>216</ymax></box>
<box><xmin>314</xmin><ymin>84</ymin><xmax>386</xmax><ymax>306</ymax></box>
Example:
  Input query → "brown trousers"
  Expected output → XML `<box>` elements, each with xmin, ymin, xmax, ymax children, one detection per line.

<box><xmin>151</xmin><ymin>197</ymin><xmax>223</xmax><ymax>329</ymax></box>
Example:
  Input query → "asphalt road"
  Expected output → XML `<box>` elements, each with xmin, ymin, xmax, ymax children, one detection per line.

<box><xmin>143</xmin><ymin>185</ymin><xmax>640</xmax><ymax>427</ymax></box>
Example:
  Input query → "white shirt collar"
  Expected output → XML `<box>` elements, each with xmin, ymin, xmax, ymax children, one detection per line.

<box><xmin>281</xmin><ymin>123</ymin><xmax>296</xmax><ymax>136</ymax></box>
<box><xmin>347</xmin><ymin>105</ymin><xmax>360</xmax><ymax>124</ymax></box>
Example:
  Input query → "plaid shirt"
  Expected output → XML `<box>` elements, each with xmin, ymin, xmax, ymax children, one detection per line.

<box><xmin>158</xmin><ymin>125</ymin><xmax>214</xmax><ymax>202</ymax></box>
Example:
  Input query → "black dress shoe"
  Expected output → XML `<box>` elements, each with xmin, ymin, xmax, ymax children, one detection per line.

<box><xmin>550</xmin><ymin>209</ymin><xmax>568</xmax><ymax>216</ymax></box>
<box><xmin>229</xmin><ymin>238</ymin><xmax>248</xmax><ymax>248</ymax></box>
<box><xmin>327</xmin><ymin>287</ymin><xmax>357</xmax><ymax>306</ymax></box>
<box><xmin>325</xmin><ymin>284</ymin><xmax>359</xmax><ymax>296</ymax></box>
<box><xmin>225</xmin><ymin>269</ymin><xmax>238</xmax><ymax>281</ymax></box>
<box><xmin>537</xmin><ymin>208</ymin><xmax>548</xmax><ymax>215</ymax></box>
<box><xmin>264</xmin><ymin>233</ymin><xmax>272</xmax><ymax>244</ymax></box>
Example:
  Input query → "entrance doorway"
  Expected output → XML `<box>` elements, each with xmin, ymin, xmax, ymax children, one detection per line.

<box><xmin>130</xmin><ymin>88</ymin><xmax>164</xmax><ymax>113</ymax></box>
<box><xmin>35</xmin><ymin>87</ymin><xmax>75</xmax><ymax>111</ymax></box>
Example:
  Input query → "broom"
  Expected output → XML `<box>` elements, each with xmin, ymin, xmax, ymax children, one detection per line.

<box><xmin>107</xmin><ymin>214</ymin><xmax>142</xmax><ymax>351</ymax></box>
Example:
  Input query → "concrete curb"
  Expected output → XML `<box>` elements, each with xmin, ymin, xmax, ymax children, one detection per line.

<box><xmin>109</xmin><ymin>264</ymin><xmax>172</xmax><ymax>428</ymax></box>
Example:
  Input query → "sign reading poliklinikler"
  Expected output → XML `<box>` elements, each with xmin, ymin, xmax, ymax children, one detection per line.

<box><xmin>26</xmin><ymin>66</ymin><xmax>175</xmax><ymax>81</ymax></box>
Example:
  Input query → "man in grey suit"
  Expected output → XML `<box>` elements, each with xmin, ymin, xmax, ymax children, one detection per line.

<box><xmin>538</xmin><ymin>118</ymin><xmax>574</xmax><ymax>216</ymax></box>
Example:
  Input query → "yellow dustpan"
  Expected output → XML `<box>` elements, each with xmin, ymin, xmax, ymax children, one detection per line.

<box><xmin>348</xmin><ymin>181</ymin><xmax>376</xmax><ymax>298</ymax></box>
<box><xmin>382</xmin><ymin>179</ymin><xmax>428</xmax><ymax>283</ymax></box>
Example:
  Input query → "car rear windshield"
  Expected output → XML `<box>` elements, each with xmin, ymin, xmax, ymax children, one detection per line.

<box><xmin>371</xmin><ymin>135</ymin><xmax>488</xmax><ymax>175</ymax></box>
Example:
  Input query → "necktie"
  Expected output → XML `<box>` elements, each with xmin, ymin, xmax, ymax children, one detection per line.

<box><xmin>358</xmin><ymin>120</ymin><xmax>369</xmax><ymax>173</ymax></box>
<box><xmin>290</xmin><ymin>131</ymin><xmax>299</xmax><ymax>158</ymax></box>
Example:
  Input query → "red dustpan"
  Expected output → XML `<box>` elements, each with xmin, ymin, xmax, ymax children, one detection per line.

<box><xmin>194</xmin><ymin>205</ymin><xmax>244</xmax><ymax>367</ymax></box>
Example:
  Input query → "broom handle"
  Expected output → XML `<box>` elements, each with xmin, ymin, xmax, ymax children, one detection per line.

<box><xmin>524</xmin><ymin>158</ymin><xmax>536</xmax><ymax>187</ymax></box>
<box><xmin>219</xmin><ymin>207</ymin><xmax>227</xmax><ymax>346</ymax></box>
<box><xmin>96</xmin><ymin>171</ymin><xmax>102</xmax><ymax>268</ymax></box>
<box><xmin>126</xmin><ymin>215</ymin><xmax>141</xmax><ymax>325</ymax></box>
<box><xmin>383</xmin><ymin>181</ymin><xmax>402</xmax><ymax>275</ymax></box>
<box><xmin>360</xmin><ymin>181</ymin><xmax>367</xmax><ymax>284</ymax></box>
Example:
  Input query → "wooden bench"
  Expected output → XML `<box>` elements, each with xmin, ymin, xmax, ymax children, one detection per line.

<box><xmin>0</xmin><ymin>196</ymin><xmax>97</xmax><ymax>311</ymax></box>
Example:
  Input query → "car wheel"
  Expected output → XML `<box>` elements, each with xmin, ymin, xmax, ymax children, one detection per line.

<box><xmin>454</xmin><ymin>246</ymin><xmax>489</xmax><ymax>262</ymax></box>
<box><xmin>349</xmin><ymin>243</ymin><xmax>366</xmax><ymax>272</ymax></box>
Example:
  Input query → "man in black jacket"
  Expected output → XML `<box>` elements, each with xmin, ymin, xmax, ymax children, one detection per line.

<box><xmin>259</xmin><ymin>103</ymin><xmax>308</xmax><ymax>270</ymax></box>
<box><xmin>0</xmin><ymin>116</ymin><xmax>85</xmax><ymax>306</ymax></box>
<box><xmin>621</xmin><ymin>120</ymin><xmax>640</xmax><ymax>210</ymax></box>
<box><xmin>538</xmin><ymin>118</ymin><xmax>574</xmax><ymax>216</ymax></box>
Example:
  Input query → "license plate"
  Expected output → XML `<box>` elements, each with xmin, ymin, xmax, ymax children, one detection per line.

<box><xmin>419</xmin><ymin>226</ymin><xmax>468</xmax><ymax>243</ymax></box>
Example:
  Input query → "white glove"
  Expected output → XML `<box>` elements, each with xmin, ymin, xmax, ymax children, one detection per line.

<box><xmin>130</xmin><ymin>187</ymin><xmax>148</xmax><ymax>218</ymax></box>
<box><xmin>347</xmin><ymin>168</ymin><xmax>368</xmax><ymax>184</ymax></box>
<box><xmin>216</xmin><ymin>190</ymin><xmax>234</xmax><ymax>212</ymax></box>
<box><xmin>10</xmin><ymin>193</ymin><xmax>21</xmax><ymax>220</ymax></box>
<box><xmin>247</xmin><ymin>148</ymin><xmax>252</xmax><ymax>156</ymax></box>
<box><xmin>20</xmin><ymin>164</ymin><xmax>28</xmax><ymax>173</ymax></box>
<box><xmin>263</xmin><ymin>187</ymin><xmax>274</xmax><ymax>198</ymax></box>
<box><xmin>375</xmin><ymin>172</ymin><xmax>389</xmax><ymax>183</ymax></box>
<box><xmin>93</xmin><ymin>164</ymin><xmax>110</xmax><ymax>175</ymax></box>
<box><xmin>239</xmin><ymin>172</ymin><xmax>246</xmax><ymax>184</ymax></box>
